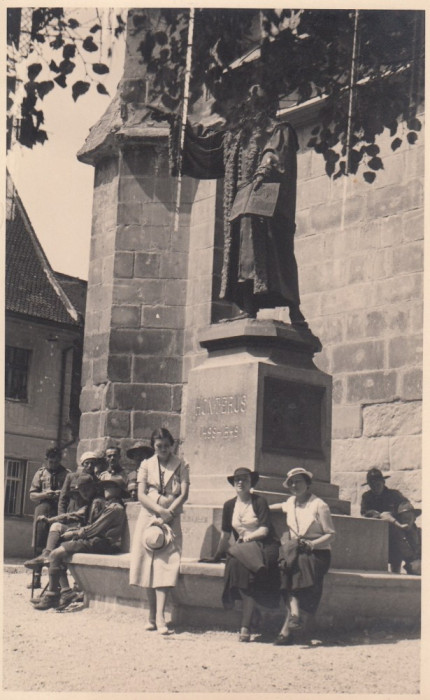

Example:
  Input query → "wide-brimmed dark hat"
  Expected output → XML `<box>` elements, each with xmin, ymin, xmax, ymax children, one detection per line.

<box><xmin>397</xmin><ymin>500</ymin><xmax>422</xmax><ymax>518</ymax></box>
<box><xmin>227</xmin><ymin>468</ymin><xmax>259</xmax><ymax>487</ymax></box>
<box><xmin>100</xmin><ymin>474</ymin><xmax>129</xmax><ymax>498</ymax></box>
<box><xmin>126</xmin><ymin>440</ymin><xmax>154</xmax><ymax>460</ymax></box>
<box><xmin>362</xmin><ymin>467</ymin><xmax>390</xmax><ymax>487</ymax></box>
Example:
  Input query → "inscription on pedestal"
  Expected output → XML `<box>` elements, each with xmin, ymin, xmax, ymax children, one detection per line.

<box><xmin>194</xmin><ymin>393</ymin><xmax>247</xmax><ymax>441</ymax></box>
<box><xmin>262</xmin><ymin>378</ymin><xmax>324</xmax><ymax>458</ymax></box>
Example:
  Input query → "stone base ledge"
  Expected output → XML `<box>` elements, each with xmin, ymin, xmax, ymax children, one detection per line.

<box><xmin>68</xmin><ymin>553</ymin><xmax>420</xmax><ymax>632</ymax></box>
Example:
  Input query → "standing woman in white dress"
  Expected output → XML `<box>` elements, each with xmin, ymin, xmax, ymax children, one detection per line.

<box><xmin>129</xmin><ymin>428</ymin><xmax>190</xmax><ymax>634</ymax></box>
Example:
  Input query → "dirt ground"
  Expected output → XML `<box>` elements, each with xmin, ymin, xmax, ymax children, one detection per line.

<box><xmin>3</xmin><ymin>566</ymin><xmax>420</xmax><ymax>695</ymax></box>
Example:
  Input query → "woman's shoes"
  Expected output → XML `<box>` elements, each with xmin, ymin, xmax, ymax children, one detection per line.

<box><xmin>288</xmin><ymin>614</ymin><xmax>303</xmax><ymax>630</ymax></box>
<box><xmin>239</xmin><ymin>627</ymin><xmax>250</xmax><ymax>642</ymax></box>
<box><xmin>273</xmin><ymin>633</ymin><xmax>294</xmax><ymax>646</ymax></box>
<box><xmin>156</xmin><ymin>618</ymin><xmax>169</xmax><ymax>635</ymax></box>
<box><xmin>144</xmin><ymin>620</ymin><xmax>156</xmax><ymax>631</ymax></box>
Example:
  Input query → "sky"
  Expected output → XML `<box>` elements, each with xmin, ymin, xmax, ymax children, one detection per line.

<box><xmin>6</xmin><ymin>8</ymin><xmax>126</xmax><ymax>280</ymax></box>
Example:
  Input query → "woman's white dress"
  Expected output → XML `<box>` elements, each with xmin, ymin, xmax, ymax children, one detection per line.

<box><xmin>129</xmin><ymin>454</ymin><xmax>190</xmax><ymax>588</ymax></box>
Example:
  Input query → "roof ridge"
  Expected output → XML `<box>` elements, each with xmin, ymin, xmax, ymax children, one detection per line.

<box><xmin>13</xmin><ymin>195</ymin><xmax>80</xmax><ymax>323</ymax></box>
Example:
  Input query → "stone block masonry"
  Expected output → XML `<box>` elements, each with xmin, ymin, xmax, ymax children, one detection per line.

<box><xmin>292</xmin><ymin>120</ymin><xmax>424</xmax><ymax>512</ymax></box>
<box><xmin>77</xmin><ymin>9</ymin><xmax>423</xmax><ymax>508</ymax></box>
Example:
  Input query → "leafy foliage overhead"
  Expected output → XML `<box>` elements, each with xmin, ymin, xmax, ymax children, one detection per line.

<box><xmin>7</xmin><ymin>7</ymin><xmax>125</xmax><ymax>148</ymax></box>
<box><xmin>7</xmin><ymin>8</ymin><xmax>424</xmax><ymax>182</ymax></box>
<box><xmin>142</xmin><ymin>8</ymin><xmax>424</xmax><ymax>181</ymax></box>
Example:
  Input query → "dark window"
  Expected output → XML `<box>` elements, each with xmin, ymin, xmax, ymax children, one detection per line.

<box><xmin>4</xmin><ymin>458</ymin><xmax>27</xmax><ymax>516</ymax></box>
<box><xmin>5</xmin><ymin>346</ymin><xmax>31</xmax><ymax>401</ymax></box>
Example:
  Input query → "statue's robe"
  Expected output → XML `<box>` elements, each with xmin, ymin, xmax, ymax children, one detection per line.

<box><xmin>181</xmin><ymin>119</ymin><xmax>301</xmax><ymax>310</ymax></box>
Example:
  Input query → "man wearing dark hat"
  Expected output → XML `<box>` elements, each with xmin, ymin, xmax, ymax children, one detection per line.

<box><xmin>126</xmin><ymin>440</ymin><xmax>154</xmax><ymax>501</ymax></box>
<box><xmin>28</xmin><ymin>446</ymin><xmax>70</xmax><ymax>588</ymax></box>
<box><xmin>33</xmin><ymin>474</ymin><xmax>127</xmax><ymax>610</ymax></box>
<box><xmin>360</xmin><ymin>468</ymin><xmax>408</xmax><ymax>573</ymax></box>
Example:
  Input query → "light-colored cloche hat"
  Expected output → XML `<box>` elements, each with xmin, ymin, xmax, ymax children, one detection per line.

<box><xmin>80</xmin><ymin>451</ymin><xmax>104</xmax><ymax>465</ymax></box>
<box><xmin>283</xmin><ymin>467</ymin><xmax>313</xmax><ymax>489</ymax></box>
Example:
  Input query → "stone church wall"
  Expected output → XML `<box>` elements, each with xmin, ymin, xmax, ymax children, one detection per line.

<box><xmin>289</xmin><ymin>118</ymin><xmax>423</xmax><ymax>512</ymax></box>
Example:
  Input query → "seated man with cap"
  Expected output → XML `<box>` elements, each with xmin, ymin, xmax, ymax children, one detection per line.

<box><xmin>59</xmin><ymin>452</ymin><xmax>103</xmax><ymax>513</ymax></box>
<box><xmin>393</xmin><ymin>501</ymin><xmax>422</xmax><ymax>575</ymax></box>
<box><xmin>33</xmin><ymin>474</ymin><xmax>128</xmax><ymax>611</ymax></box>
<box><xmin>360</xmin><ymin>468</ymin><xmax>408</xmax><ymax>573</ymax></box>
<box><xmin>24</xmin><ymin>474</ymin><xmax>103</xmax><ymax>575</ymax></box>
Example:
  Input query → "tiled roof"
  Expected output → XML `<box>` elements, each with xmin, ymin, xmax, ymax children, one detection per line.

<box><xmin>6</xmin><ymin>179</ymin><xmax>84</xmax><ymax>326</ymax></box>
<box><xmin>54</xmin><ymin>272</ymin><xmax>87</xmax><ymax>317</ymax></box>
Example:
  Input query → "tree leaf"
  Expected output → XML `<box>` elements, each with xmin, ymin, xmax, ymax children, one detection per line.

<box><xmin>92</xmin><ymin>63</ymin><xmax>110</xmax><ymax>75</ymax></box>
<box><xmin>368</xmin><ymin>156</ymin><xmax>384</xmax><ymax>170</ymax></box>
<box><xmin>35</xmin><ymin>80</ymin><xmax>55</xmax><ymax>99</ymax></box>
<box><xmin>27</xmin><ymin>63</ymin><xmax>43</xmax><ymax>81</ymax></box>
<box><xmin>391</xmin><ymin>137</ymin><xmax>402</xmax><ymax>151</ymax></box>
<box><xmin>407</xmin><ymin>117</ymin><xmax>421</xmax><ymax>132</ymax></box>
<box><xmin>82</xmin><ymin>36</ymin><xmax>98</xmax><ymax>52</ymax></box>
<box><xmin>63</xmin><ymin>44</ymin><xmax>76</xmax><ymax>59</ymax></box>
<box><xmin>363</xmin><ymin>171</ymin><xmax>376</xmax><ymax>184</ymax></box>
<box><xmin>54</xmin><ymin>74</ymin><xmax>67</xmax><ymax>88</ymax></box>
<box><xmin>366</xmin><ymin>144</ymin><xmax>380</xmax><ymax>157</ymax></box>
<box><xmin>154</xmin><ymin>31</ymin><xmax>168</xmax><ymax>45</ymax></box>
<box><xmin>58</xmin><ymin>59</ymin><xmax>75</xmax><ymax>75</ymax></box>
<box><xmin>49</xmin><ymin>60</ymin><xmax>61</xmax><ymax>73</ymax></box>
<box><xmin>72</xmin><ymin>80</ymin><xmax>90</xmax><ymax>101</ymax></box>
<box><xmin>35</xmin><ymin>129</ymin><xmax>48</xmax><ymax>145</ymax></box>
<box><xmin>96</xmin><ymin>83</ymin><xmax>109</xmax><ymax>95</ymax></box>
<box><xmin>68</xmin><ymin>18</ymin><xmax>80</xmax><ymax>29</ymax></box>
<box><xmin>407</xmin><ymin>131</ymin><xmax>418</xmax><ymax>145</ymax></box>
<box><xmin>90</xmin><ymin>24</ymin><xmax>101</xmax><ymax>34</ymax></box>
<box><xmin>50</xmin><ymin>34</ymin><xmax>64</xmax><ymax>50</ymax></box>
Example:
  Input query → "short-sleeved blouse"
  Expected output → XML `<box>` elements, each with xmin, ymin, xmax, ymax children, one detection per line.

<box><xmin>137</xmin><ymin>454</ymin><xmax>190</xmax><ymax>513</ymax></box>
<box><xmin>281</xmin><ymin>494</ymin><xmax>335</xmax><ymax>550</ymax></box>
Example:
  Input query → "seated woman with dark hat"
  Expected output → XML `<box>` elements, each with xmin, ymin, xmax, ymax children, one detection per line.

<box><xmin>270</xmin><ymin>467</ymin><xmax>335</xmax><ymax>645</ymax></box>
<box><xmin>212</xmin><ymin>467</ymin><xmax>280</xmax><ymax>642</ymax></box>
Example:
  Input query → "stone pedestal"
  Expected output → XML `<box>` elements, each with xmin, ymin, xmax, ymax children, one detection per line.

<box><xmin>185</xmin><ymin>318</ymin><xmax>349</xmax><ymax>514</ymax></box>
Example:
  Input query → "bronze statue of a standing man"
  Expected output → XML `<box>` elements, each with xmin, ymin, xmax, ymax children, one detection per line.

<box><xmin>156</xmin><ymin>84</ymin><xmax>307</xmax><ymax>326</ymax></box>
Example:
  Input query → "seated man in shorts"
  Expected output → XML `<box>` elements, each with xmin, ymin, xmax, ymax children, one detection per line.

<box><xmin>24</xmin><ymin>474</ymin><xmax>103</xmax><ymax>572</ymax></box>
<box><xmin>33</xmin><ymin>475</ymin><xmax>127</xmax><ymax>611</ymax></box>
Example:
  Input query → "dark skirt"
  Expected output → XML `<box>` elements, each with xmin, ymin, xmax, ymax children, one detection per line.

<box><xmin>222</xmin><ymin>539</ymin><xmax>280</xmax><ymax>609</ymax></box>
<box><xmin>280</xmin><ymin>549</ymin><xmax>331</xmax><ymax>616</ymax></box>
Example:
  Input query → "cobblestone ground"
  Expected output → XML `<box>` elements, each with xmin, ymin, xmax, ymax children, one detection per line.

<box><xmin>3</xmin><ymin>568</ymin><xmax>420</xmax><ymax>694</ymax></box>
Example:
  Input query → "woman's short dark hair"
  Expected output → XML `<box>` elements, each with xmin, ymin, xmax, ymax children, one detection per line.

<box><xmin>150</xmin><ymin>428</ymin><xmax>174</xmax><ymax>448</ymax></box>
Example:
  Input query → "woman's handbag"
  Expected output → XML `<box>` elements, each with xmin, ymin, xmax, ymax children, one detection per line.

<box><xmin>278</xmin><ymin>539</ymin><xmax>316</xmax><ymax>590</ymax></box>
<box><xmin>227</xmin><ymin>540</ymin><xmax>266</xmax><ymax>573</ymax></box>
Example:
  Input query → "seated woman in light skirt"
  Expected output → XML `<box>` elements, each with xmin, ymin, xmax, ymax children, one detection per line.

<box><xmin>129</xmin><ymin>428</ymin><xmax>190</xmax><ymax>634</ymax></box>
<box><xmin>270</xmin><ymin>467</ymin><xmax>335</xmax><ymax>645</ymax></box>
